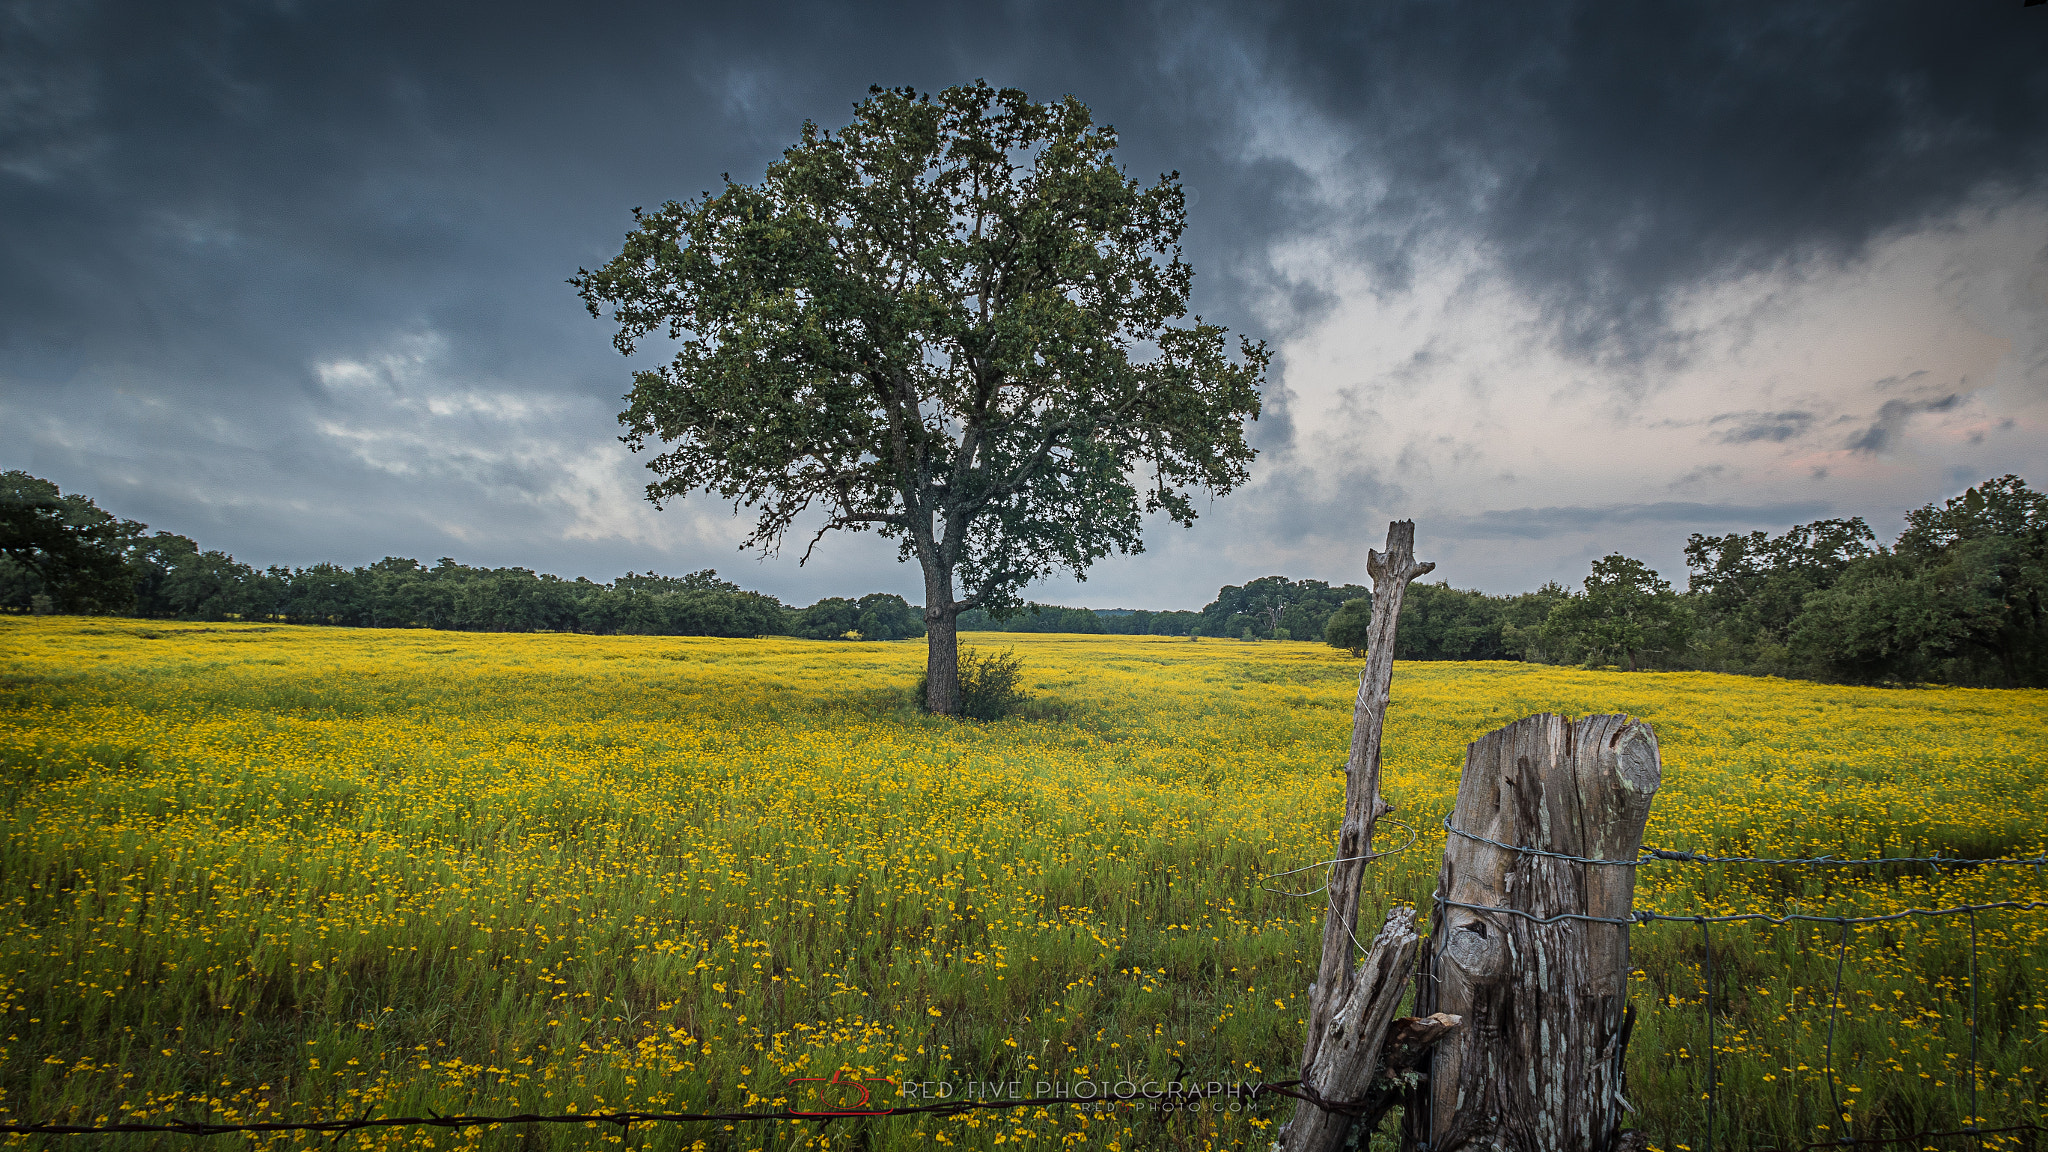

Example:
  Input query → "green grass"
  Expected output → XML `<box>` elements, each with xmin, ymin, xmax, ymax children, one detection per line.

<box><xmin>0</xmin><ymin>617</ymin><xmax>2043</xmax><ymax>1150</ymax></box>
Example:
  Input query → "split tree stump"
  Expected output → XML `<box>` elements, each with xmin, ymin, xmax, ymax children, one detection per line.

<box><xmin>1407</xmin><ymin>713</ymin><xmax>1661</xmax><ymax>1152</ymax></box>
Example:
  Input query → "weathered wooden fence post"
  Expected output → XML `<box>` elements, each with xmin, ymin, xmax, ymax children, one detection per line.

<box><xmin>1406</xmin><ymin>713</ymin><xmax>1661</xmax><ymax>1152</ymax></box>
<box><xmin>1278</xmin><ymin>522</ymin><xmax>1454</xmax><ymax>1152</ymax></box>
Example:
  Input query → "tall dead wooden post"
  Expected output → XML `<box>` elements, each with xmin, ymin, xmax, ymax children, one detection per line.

<box><xmin>1278</xmin><ymin>522</ymin><xmax>1440</xmax><ymax>1152</ymax></box>
<box><xmin>1407</xmin><ymin>714</ymin><xmax>1661</xmax><ymax>1152</ymax></box>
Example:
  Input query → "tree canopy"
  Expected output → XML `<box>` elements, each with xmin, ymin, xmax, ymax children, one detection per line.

<box><xmin>572</xmin><ymin>82</ymin><xmax>1267</xmax><ymax>714</ymax></box>
<box><xmin>1542</xmin><ymin>554</ymin><xmax>1693</xmax><ymax>671</ymax></box>
<box><xmin>1</xmin><ymin>471</ymin><xmax>146</xmax><ymax>614</ymax></box>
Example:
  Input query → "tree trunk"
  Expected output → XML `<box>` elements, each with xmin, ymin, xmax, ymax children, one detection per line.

<box><xmin>923</xmin><ymin>568</ymin><xmax>961</xmax><ymax>716</ymax></box>
<box><xmin>1407</xmin><ymin>714</ymin><xmax>1661</xmax><ymax>1152</ymax></box>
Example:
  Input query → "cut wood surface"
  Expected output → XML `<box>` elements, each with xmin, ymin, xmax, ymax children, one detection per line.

<box><xmin>1409</xmin><ymin>713</ymin><xmax>1661</xmax><ymax>1152</ymax></box>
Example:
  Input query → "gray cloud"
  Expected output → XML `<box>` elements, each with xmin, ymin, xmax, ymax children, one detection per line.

<box><xmin>1442</xmin><ymin>501</ymin><xmax>1833</xmax><ymax>541</ymax></box>
<box><xmin>1710</xmin><ymin>410</ymin><xmax>1817</xmax><ymax>444</ymax></box>
<box><xmin>1221</xmin><ymin>3</ymin><xmax>2048</xmax><ymax>359</ymax></box>
<box><xmin>1668</xmin><ymin>464</ymin><xmax>1729</xmax><ymax>489</ymax></box>
<box><xmin>1846</xmin><ymin>393</ymin><xmax>1964</xmax><ymax>453</ymax></box>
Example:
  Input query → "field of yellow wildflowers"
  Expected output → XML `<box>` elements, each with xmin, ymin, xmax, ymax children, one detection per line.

<box><xmin>1</xmin><ymin>616</ymin><xmax>2043</xmax><ymax>1150</ymax></box>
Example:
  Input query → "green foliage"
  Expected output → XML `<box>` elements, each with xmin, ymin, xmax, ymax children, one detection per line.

<box><xmin>958</xmin><ymin>604</ymin><xmax>1204</xmax><ymax>635</ymax></box>
<box><xmin>572</xmin><ymin>81</ymin><xmax>1267</xmax><ymax>714</ymax></box>
<box><xmin>1788</xmin><ymin>478</ymin><xmax>2047</xmax><ymax>686</ymax></box>
<box><xmin>573</xmin><ymin>577</ymin><xmax>789</xmax><ymax>638</ymax></box>
<box><xmin>1320</xmin><ymin>583</ymin><xmax>1570</xmax><ymax>661</ymax></box>
<box><xmin>789</xmin><ymin>596</ymin><xmax>860</xmax><ymax>639</ymax></box>
<box><xmin>1323</xmin><ymin>597</ymin><xmax>1371</xmax><ymax>656</ymax></box>
<box><xmin>1204</xmin><ymin>575</ymin><xmax>1370</xmax><ymax>642</ymax></box>
<box><xmin>16</xmin><ymin>459</ymin><xmax>2043</xmax><ymax>688</ymax></box>
<box><xmin>957</xmin><ymin>602</ymin><xmax>1104</xmax><ymax>634</ymax></box>
<box><xmin>1687</xmin><ymin>477</ymin><xmax>2046</xmax><ymax>686</ymax></box>
<box><xmin>0</xmin><ymin>471</ymin><xmax>144</xmax><ymax>614</ymax></box>
<box><xmin>1683</xmin><ymin>518</ymin><xmax>1878</xmax><ymax>670</ymax></box>
<box><xmin>0</xmin><ymin>480</ymin><xmax>796</xmax><ymax>638</ymax></box>
<box><xmin>791</xmin><ymin>593</ymin><xmax>925</xmax><ymax>640</ymax></box>
<box><xmin>611</xmin><ymin>570</ymin><xmax>740</xmax><ymax>594</ymax></box>
<box><xmin>1396</xmin><ymin>580</ymin><xmax>1570</xmax><ymax>661</ymax></box>
<box><xmin>959</xmin><ymin>647</ymin><xmax>1028</xmax><ymax>720</ymax></box>
<box><xmin>1543</xmin><ymin>554</ymin><xmax>1694</xmax><ymax>671</ymax></box>
<box><xmin>1895</xmin><ymin>473</ymin><xmax>2047</xmax><ymax>558</ymax></box>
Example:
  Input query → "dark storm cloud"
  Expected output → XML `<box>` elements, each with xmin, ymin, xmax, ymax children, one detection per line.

<box><xmin>8</xmin><ymin>1</ymin><xmax>2040</xmax><ymax>371</ymax></box>
<box><xmin>1847</xmin><ymin>393</ymin><xmax>1965</xmax><ymax>454</ymax></box>
<box><xmin>0</xmin><ymin>0</ymin><xmax>2041</xmax><ymax>591</ymax></box>
<box><xmin>1710</xmin><ymin>410</ymin><xmax>1816</xmax><ymax>445</ymax></box>
<box><xmin>1221</xmin><ymin>2</ymin><xmax>2048</xmax><ymax>357</ymax></box>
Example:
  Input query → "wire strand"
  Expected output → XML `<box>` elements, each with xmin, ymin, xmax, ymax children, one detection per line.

<box><xmin>1442</xmin><ymin>815</ymin><xmax>2048</xmax><ymax>869</ymax></box>
<box><xmin>1258</xmin><ymin>819</ymin><xmax>1418</xmax><ymax>897</ymax></box>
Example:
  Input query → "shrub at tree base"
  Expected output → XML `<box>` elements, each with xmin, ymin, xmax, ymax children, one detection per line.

<box><xmin>914</xmin><ymin>646</ymin><xmax>1028</xmax><ymax>720</ymax></box>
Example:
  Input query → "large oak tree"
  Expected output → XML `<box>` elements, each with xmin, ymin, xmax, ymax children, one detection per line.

<box><xmin>574</xmin><ymin>83</ymin><xmax>1268</xmax><ymax>714</ymax></box>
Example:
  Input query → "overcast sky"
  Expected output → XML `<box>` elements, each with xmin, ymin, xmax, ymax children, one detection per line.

<box><xmin>4</xmin><ymin>1</ymin><xmax>2044</xmax><ymax>609</ymax></box>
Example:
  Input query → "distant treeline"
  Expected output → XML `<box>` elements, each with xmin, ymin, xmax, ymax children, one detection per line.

<box><xmin>0</xmin><ymin>471</ymin><xmax>914</xmax><ymax>640</ymax></box>
<box><xmin>3</xmin><ymin>470</ymin><xmax>2041</xmax><ymax>687</ymax></box>
<box><xmin>1340</xmin><ymin>474</ymin><xmax>2043</xmax><ymax>689</ymax></box>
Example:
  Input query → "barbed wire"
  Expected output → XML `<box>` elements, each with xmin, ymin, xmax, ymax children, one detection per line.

<box><xmin>15</xmin><ymin>820</ymin><xmax>2044</xmax><ymax>1144</ymax></box>
<box><xmin>1258</xmin><ymin>819</ymin><xmax>1418</xmax><ymax>897</ymax></box>
<box><xmin>0</xmin><ymin>1081</ymin><xmax>1308</xmax><ymax>1139</ymax></box>
<box><xmin>1425</xmin><ymin>842</ymin><xmax>2048</xmax><ymax>1151</ymax></box>
<box><xmin>1431</xmin><ymin>895</ymin><xmax>2048</xmax><ymax>928</ymax></box>
<box><xmin>1443</xmin><ymin>815</ymin><xmax>2048</xmax><ymax>869</ymax></box>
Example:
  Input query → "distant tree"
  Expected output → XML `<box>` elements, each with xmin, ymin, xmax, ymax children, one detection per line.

<box><xmin>282</xmin><ymin>562</ymin><xmax>363</xmax><ymax>625</ymax></box>
<box><xmin>1788</xmin><ymin>554</ymin><xmax>1946</xmax><ymax>683</ymax></box>
<box><xmin>1146</xmin><ymin>610</ymin><xmax>1203</xmax><ymax>636</ymax></box>
<box><xmin>614</xmin><ymin>570</ymin><xmax>739</xmax><ymax>595</ymax></box>
<box><xmin>574</xmin><ymin>82</ymin><xmax>1267</xmax><ymax>715</ymax></box>
<box><xmin>0</xmin><ymin>471</ymin><xmax>143</xmax><ymax>614</ymax></box>
<box><xmin>129</xmin><ymin>531</ymin><xmax>199</xmax><ymax>617</ymax></box>
<box><xmin>1205</xmin><ymin>576</ymin><xmax>1368</xmax><ymax>642</ymax></box>
<box><xmin>1097</xmin><ymin>608</ymin><xmax>1149</xmax><ymax>634</ymax></box>
<box><xmin>1543</xmin><ymin>554</ymin><xmax>1693</xmax><ymax>671</ymax></box>
<box><xmin>1323</xmin><ymin>597</ymin><xmax>1372</xmax><ymax>657</ymax></box>
<box><xmin>855</xmin><ymin>592</ymin><xmax>925</xmax><ymax>640</ymax></box>
<box><xmin>1793</xmin><ymin>476</ymin><xmax>2046</xmax><ymax>686</ymax></box>
<box><xmin>160</xmin><ymin>548</ymin><xmax>265</xmax><ymax>621</ymax></box>
<box><xmin>1395</xmin><ymin>582</ymin><xmax>1512</xmax><ymax>660</ymax></box>
<box><xmin>790</xmin><ymin>597</ymin><xmax>861</xmax><ymax>640</ymax></box>
<box><xmin>662</xmin><ymin>586</ymin><xmax>787</xmax><ymax>637</ymax></box>
<box><xmin>1498</xmin><ymin>582</ymin><xmax>1572</xmax><ymax>661</ymax></box>
<box><xmin>1684</xmin><ymin>517</ymin><xmax>1878</xmax><ymax>669</ymax></box>
<box><xmin>956</xmin><ymin>602</ymin><xmax>1087</xmax><ymax>633</ymax></box>
<box><xmin>1895</xmin><ymin>474</ymin><xmax>2047</xmax><ymax>558</ymax></box>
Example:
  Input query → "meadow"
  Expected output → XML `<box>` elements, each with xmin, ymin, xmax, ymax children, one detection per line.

<box><xmin>1</xmin><ymin>617</ymin><xmax>2044</xmax><ymax>1150</ymax></box>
